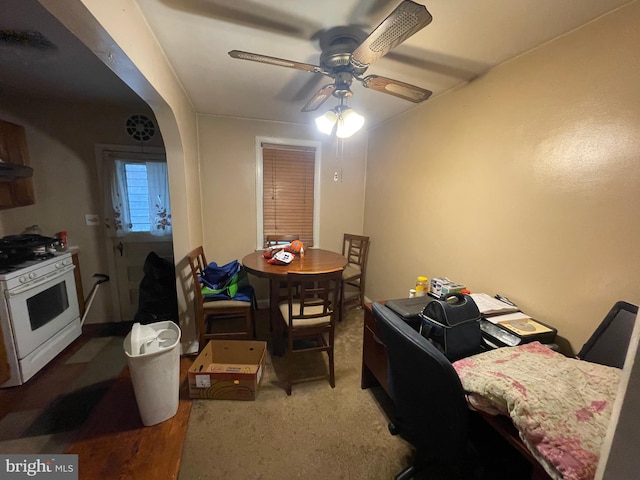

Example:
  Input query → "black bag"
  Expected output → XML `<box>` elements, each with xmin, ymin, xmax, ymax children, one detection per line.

<box><xmin>134</xmin><ymin>251</ymin><xmax>179</xmax><ymax>324</ymax></box>
<box><xmin>419</xmin><ymin>293</ymin><xmax>483</xmax><ymax>361</ymax></box>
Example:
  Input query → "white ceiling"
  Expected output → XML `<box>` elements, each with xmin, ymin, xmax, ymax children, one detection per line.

<box><xmin>0</xmin><ymin>0</ymin><xmax>148</xmax><ymax>108</ymax></box>
<box><xmin>1</xmin><ymin>0</ymin><xmax>635</xmax><ymax>129</ymax></box>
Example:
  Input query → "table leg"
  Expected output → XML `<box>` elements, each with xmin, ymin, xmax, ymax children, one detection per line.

<box><xmin>270</xmin><ymin>278</ymin><xmax>284</xmax><ymax>355</ymax></box>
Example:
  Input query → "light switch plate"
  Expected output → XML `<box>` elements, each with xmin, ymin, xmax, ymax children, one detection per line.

<box><xmin>85</xmin><ymin>214</ymin><xmax>99</xmax><ymax>226</ymax></box>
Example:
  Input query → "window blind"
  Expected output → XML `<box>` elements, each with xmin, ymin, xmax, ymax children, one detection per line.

<box><xmin>262</xmin><ymin>144</ymin><xmax>315</xmax><ymax>247</ymax></box>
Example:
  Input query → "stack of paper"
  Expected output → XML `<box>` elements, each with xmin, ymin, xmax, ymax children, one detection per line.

<box><xmin>469</xmin><ymin>293</ymin><xmax>519</xmax><ymax>316</ymax></box>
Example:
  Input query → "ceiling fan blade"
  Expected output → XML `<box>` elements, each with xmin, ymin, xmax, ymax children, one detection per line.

<box><xmin>348</xmin><ymin>0</ymin><xmax>399</xmax><ymax>26</ymax></box>
<box><xmin>229</xmin><ymin>50</ymin><xmax>322</xmax><ymax>73</ymax></box>
<box><xmin>164</xmin><ymin>0</ymin><xmax>322</xmax><ymax>40</ymax></box>
<box><xmin>350</xmin><ymin>0</ymin><xmax>432</xmax><ymax>70</ymax></box>
<box><xmin>361</xmin><ymin>75</ymin><xmax>432</xmax><ymax>103</ymax></box>
<box><xmin>301</xmin><ymin>84</ymin><xmax>336</xmax><ymax>112</ymax></box>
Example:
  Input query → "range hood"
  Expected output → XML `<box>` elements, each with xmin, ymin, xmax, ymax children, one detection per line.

<box><xmin>0</xmin><ymin>161</ymin><xmax>33</xmax><ymax>182</ymax></box>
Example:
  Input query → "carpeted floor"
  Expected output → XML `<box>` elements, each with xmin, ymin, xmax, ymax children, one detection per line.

<box><xmin>179</xmin><ymin>307</ymin><xmax>535</xmax><ymax>480</ymax></box>
<box><xmin>179</xmin><ymin>307</ymin><xmax>420</xmax><ymax>479</ymax></box>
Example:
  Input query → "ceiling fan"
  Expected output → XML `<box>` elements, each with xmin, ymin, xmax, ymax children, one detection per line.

<box><xmin>228</xmin><ymin>0</ymin><xmax>433</xmax><ymax>114</ymax></box>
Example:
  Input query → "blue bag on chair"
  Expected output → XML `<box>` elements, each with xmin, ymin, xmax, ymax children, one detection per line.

<box><xmin>200</xmin><ymin>260</ymin><xmax>253</xmax><ymax>302</ymax></box>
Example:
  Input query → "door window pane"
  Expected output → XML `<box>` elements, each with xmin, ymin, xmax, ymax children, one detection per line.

<box><xmin>124</xmin><ymin>164</ymin><xmax>150</xmax><ymax>232</ymax></box>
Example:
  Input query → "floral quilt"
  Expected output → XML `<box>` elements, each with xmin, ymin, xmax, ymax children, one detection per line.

<box><xmin>453</xmin><ymin>342</ymin><xmax>621</xmax><ymax>480</ymax></box>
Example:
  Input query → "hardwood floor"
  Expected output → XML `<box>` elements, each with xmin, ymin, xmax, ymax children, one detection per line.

<box><xmin>65</xmin><ymin>357</ymin><xmax>193</xmax><ymax>479</ymax></box>
<box><xmin>0</xmin><ymin>323</ymin><xmax>193</xmax><ymax>479</ymax></box>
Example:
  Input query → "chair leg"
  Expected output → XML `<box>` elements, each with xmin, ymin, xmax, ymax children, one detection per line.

<box><xmin>197</xmin><ymin>314</ymin><xmax>206</xmax><ymax>352</ymax></box>
<box><xmin>286</xmin><ymin>354</ymin><xmax>293</xmax><ymax>395</ymax></box>
<box><xmin>328</xmin><ymin>349</ymin><xmax>335</xmax><ymax>388</ymax></box>
<box><xmin>338</xmin><ymin>280</ymin><xmax>345</xmax><ymax>322</ymax></box>
<box><xmin>245</xmin><ymin>307</ymin><xmax>255</xmax><ymax>339</ymax></box>
<box><xmin>252</xmin><ymin>310</ymin><xmax>257</xmax><ymax>339</ymax></box>
<box><xmin>286</xmin><ymin>336</ymin><xmax>293</xmax><ymax>396</ymax></box>
<box><xmin>339</xmin><ymin>276</ymin><xmax>364</xmax><ymax>322</ymax></box>
<box><xmin>328</xmin><ymin>329</ymin><xmax>336</xmax><ymax>388</ymax></box>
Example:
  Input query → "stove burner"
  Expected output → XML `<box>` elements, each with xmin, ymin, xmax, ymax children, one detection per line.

<box><xmin>0</xmin><ymin>234</ymin><xmax>59</xmax><ymax>271</ymax></box>
<box><xmin>0</xmin><ymin>234</ymin><xmax>57</xmax><ymax>249</ymax></box>
<box><xmin>30</xmin><ymin>251</ymin><xmax>55</xmax><ymax>260</ymax></box>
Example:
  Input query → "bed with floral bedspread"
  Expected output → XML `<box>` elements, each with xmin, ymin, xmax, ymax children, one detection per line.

<box><xmin>453</xmin><ymin>342</ymin><xmax>621</xmax><ymax>480</ymax></box>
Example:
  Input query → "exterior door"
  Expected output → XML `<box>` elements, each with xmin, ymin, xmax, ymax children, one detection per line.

<box><xmin>98</xmin><ymin>145</ymin><xmax>174</xmax><ymax>322</ymax></box>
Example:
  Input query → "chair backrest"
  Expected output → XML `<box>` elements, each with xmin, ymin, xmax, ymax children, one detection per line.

<box><xmin>265</xmin><ymin>234</ymin><xmax>300</xmax><ymax>248</ymax></box>
<box><xmin>342</xmin><ymin>234</ymin><xmax>370</xmax><ymax>272</ymax></box>
<box><xmin>372</xmin><ymin>302</ymin><xmax>469</xmax><ymax>464</ymax></box>
<box><xmin>186</xmin><ymin>246</ymin><xmax>207</xmax><ymax>308</ymax></box>
<box><xmin>577</xmin><ymin>300</ymin><xmax>638</xmax><ymax>369</ymax></box>
<box><xmin>284</xmin><ymin>270</ymin><xmax>342</xmax><ymax>326</ymax></box>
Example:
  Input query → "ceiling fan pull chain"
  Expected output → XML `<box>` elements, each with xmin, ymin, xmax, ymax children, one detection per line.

<box><xmin>339</xmin><ymin>138</ymin><xmax>344</xmax><ymax>183</ymax></box>
<box><xmin>333</xmin><ymin>137</ymin><xmax>340</xmax><ymax>182</ymax></box>
<box><xmin>333</xmin><ymin>137</ymin><xmax>344</xmax><ymax>183</ymax></box>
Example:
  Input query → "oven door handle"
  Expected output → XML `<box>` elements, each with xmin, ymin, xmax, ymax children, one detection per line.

<box><xmin>6</xmin><ymin>264</ymin><xmax>76</xmax><ymax>296</ymax></box>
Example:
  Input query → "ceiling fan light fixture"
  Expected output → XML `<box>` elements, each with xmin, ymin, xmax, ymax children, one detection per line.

<box><xmin>336</xmin><ymin>108</ymin><xmax>364</xmax><ymax>138</ymax></box>
<box><xmin>315</xmin><ymin>109</ymin><xmax>338</xmax><ymax>135</ymax></box>
<box><xmin>315</xmin><ymin>105</ymin><xmax>364</xmax><ymax>138</ymax></box>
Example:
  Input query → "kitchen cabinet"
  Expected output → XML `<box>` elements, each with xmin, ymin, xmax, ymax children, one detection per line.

<box><xmin>0</xmin><ymin>119</ymin><xmax>35</xmax><ymax>209</ymax></box>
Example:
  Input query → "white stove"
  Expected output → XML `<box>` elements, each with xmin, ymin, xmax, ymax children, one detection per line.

<box><xmin>0</xmin><ymin>251</ymin><xmax>81</xmax><ymax>387</ymax></box>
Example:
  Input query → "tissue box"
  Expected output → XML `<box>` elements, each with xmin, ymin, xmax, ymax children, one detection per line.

<box><xmin>440</xmin><ymin>283</ymin><xmax>466</xmax><ymax>296</ymax></box>
<box><xmin>429</xmin><ymin>277</ymin><xmax>465</xmax><ymax>298</ymax></box>
<box><xmin>429</xmin><ymin>277</ymin><xmax>450</xmax><ymax>298</ymax></box>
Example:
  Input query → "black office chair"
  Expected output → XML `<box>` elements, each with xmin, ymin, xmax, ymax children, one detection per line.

<box><xmin>372</xmin><ymin>302</ymin><xmax>471</xmax><ymax>479</ymax></box>
<box><xmin>577</xmin><ymin>300</ymin><xmax>638</xmax><ymax>369</ymax></box>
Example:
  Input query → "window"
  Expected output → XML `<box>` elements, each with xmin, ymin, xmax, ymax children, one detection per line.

<box><xmin>124</xmin><ymin>164</ymin><xmax>151</xmax><ymax>232</ymax></box>
<box><xmin>258</xmin><ymin>140</ymin><xmax>320</xmax><ymax>248</ymax></box>
<box><xmin>103</xmin><ymin>152</ymin><xmax>171</xmax><ymax>237</ymax></box>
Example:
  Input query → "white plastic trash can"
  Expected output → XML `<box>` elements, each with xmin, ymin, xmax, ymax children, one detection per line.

<box><xmin>124</xmin><ymin>320</ymin><xmax>181</xmax><ymax>426</ymax></box>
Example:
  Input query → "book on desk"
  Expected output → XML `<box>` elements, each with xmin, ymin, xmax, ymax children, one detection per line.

<box><xmin>496</xmin><ymin>314</ymin><xmax>554</xmax><ymax>336</ymax></box>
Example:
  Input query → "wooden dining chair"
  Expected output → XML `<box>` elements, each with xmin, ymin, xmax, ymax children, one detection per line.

<box><xmin>186</xmin><ymin>246</ymin><xmax>255</xmax><ymax>352</ymax></box>
<box><xmin>339</xmin><ymin>233</ymin><xmax>370</xmax><ymax>321</ymax></box>
<box><xmin>264</xmin><ymin>234</ymin><xmax>301</xmax><ymax>303</ymax></box>
<box><xmin>278</xmin><ymin>269</ymin><xmax>342</xmax><ymax>395</ymax></box>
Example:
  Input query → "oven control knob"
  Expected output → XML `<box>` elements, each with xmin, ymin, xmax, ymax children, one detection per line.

<box><xmin>55</xmin><ymin>262</ymin><xmax>63</xmax><ymax>268</ymax></box>
<box><xmin>29</xmin><ymin>272</ymin><xmax>36</xmax><ymax>279</ymax></box>
<box><xmin>63</xmin><ymin>258</ymin><xmax>73</xmax><ymax>266</ymax></box>
<box><xmin>19</xmin><ymin>275</ymin><xmax>28</xmax><ymax>283</ymax></box>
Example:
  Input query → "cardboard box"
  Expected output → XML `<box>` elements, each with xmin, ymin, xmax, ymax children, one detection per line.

<box><xmin>188</xmin><ymin>340</ymin><xmax>266</xmax><ymax>400</ymax></box>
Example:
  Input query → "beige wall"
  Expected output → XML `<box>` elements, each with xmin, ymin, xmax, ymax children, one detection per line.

<box><xmin>40</xmin><ymin>0</ymin><xmax>204</xmax><ymax>345</ymax></box>
<box><xmin>0</xmin><ymin>99</ymin><xmax>161</xmax><ymax>323</ymax></box>
<box><xmin>197</xmin><ymin>114</ymin><xmax>368</xmax><ymax>302</ymax></box>
<box><xmin>364</xmin><ymin>2</ymin><xmax>640</xmax><ymax>354</ymax></box>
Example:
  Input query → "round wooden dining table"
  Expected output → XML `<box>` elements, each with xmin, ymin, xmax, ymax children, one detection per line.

<box><xmin>242</xmin><ymin>248</ymin><xmax>347</xmax><ymax>355</ymax></box>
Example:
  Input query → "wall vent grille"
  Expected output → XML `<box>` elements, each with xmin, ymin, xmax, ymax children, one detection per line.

<box><xmin>125</xmin><ymin>114</ymin><xmax>156</xmax><ymax>142</ymax></box>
